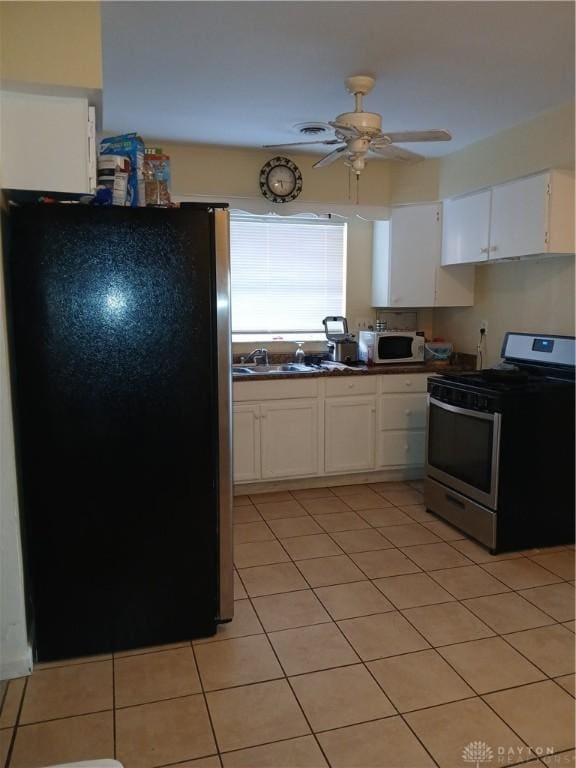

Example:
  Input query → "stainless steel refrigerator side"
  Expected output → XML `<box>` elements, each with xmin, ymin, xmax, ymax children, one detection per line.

<box><xmin>214</xmin><ymin>208</ymin><xmax>234</xmax><ymax>622</ymax></box>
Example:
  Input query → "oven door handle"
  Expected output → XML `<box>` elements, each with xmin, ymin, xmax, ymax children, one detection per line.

<box><xmin>428</xmin><ymin>396</ymin><xmax>496</xmax><ymax>421</ymax></box>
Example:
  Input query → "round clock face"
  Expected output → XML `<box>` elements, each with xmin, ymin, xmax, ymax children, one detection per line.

<box><xmin>259</xmin><ymin>157</ymin><xmax>303</xmax><ymax>203</ymax></box>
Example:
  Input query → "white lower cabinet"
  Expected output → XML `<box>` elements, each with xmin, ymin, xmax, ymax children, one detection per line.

<box><xmin>260</xmin><ymin>399</ymin><xmax>320</xmax><ymax>479</ymax></box>
<box><xmin>232</xmin><ymin>404</ymin><xmax>261</xmax><ymax>482</ymax></box>
<box><xmin>324</xmin><ymin>396</ymin><xmax>376</xmax><ymax>474</ymax></box>
<box><xmin>376</xmin><ymin>375</ymin><xmax>428</xmax><ymax>469</ymax></box>
<box><xmin>233</xmin><ymin>374</ymin><xmax>431</xmax><ymax>484</ymax></box>
<box><xmin>233</xmin><ymin>399</ymin><xmax>319</xmax><ymax>482</ymax></box>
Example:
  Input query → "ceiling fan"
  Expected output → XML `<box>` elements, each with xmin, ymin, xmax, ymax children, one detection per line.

<box><xmin>264</xmin><ymin>75</ymin><xmax>452</xmax><ymax>177</ymax></box>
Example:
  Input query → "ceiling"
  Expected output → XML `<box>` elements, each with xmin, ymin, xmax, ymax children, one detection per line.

<box><xmin>101</xmin><ymin>2</ymin><xmax>574</xmax><ymax>159</ymax></box>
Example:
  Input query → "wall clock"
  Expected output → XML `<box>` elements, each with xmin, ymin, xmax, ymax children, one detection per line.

<box><xmin>259</xmin><ymin>156</ymin><xmax>303</xmax><ymax>203</ymax></box>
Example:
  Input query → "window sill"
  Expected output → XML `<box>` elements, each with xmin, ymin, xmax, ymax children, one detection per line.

<box><xmin>232</xmin><ymin>333</ymin><xmax>326</xmax><ymax>343</ymax></box>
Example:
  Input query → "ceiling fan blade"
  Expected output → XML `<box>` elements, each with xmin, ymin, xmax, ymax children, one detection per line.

<box><xmin>263</xmin><ymin>138</ymin><xmax>343</xmax><ymax>148</ymax></box>
<box><xmin>369</xmin><ymin>144</ymin><xmax>424</xmax><ymax>162</ymax></box>
<box><xmin>375</xmin><ymin>129</ymin><xmax>452</xmax><ymax>144</ymax></box>
<box><xmin>313</xmin><ymin>146</ymin><xmax>348</xmax><ymax>168</ymax></box>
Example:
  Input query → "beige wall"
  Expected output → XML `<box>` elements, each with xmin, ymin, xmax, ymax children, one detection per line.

<box><xmin>439</xmin><ymin>102</ymin><xmax>575</xmax><ymax>199</ymax></box>
<box><xmin>154</xmin><ymin>140</ymin><xmax>392</xmax><ymax>206</ymax></box>
<box><xmin>0</xmin><ymin>1</ymin><xmax>102</xmax><ymax>90</ymax></box>
<box><xmin>390</xmin><ymin>159</ymin><xmax>441</xmax><ymax>204</ymax></box>
<box><xmin>409</xmin><ymin>102</ymin><xmax>575</xmax><ymax>364</ymax></box>
<box><xmin>434</xmin><ymin>257</ymin><xmax>575</xmax><ymax>366</ymax></box>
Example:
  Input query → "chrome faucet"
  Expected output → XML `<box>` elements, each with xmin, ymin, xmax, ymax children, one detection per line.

<box><xmin>240</xmin><ymin>348</ymin><xmax>269</xmax><ymax>365</ymax></box>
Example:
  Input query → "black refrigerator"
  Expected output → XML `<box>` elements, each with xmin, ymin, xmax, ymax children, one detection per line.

<box><xmin>2</xmin><ymin>194</ymin><xmax>233</xmax><ymax>662</ymax></box>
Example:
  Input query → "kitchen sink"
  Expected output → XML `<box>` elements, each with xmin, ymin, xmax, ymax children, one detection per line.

<box><xmin>232</xmin><ymin>363</ymin><xmax>320</xmax><ymax>375</ymax></box>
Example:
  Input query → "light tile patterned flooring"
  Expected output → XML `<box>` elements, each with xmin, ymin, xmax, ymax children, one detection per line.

<box><xmin>1</xmin><ymin>480</ymin><xmax>574</xmax><ymax>768</ymax></box>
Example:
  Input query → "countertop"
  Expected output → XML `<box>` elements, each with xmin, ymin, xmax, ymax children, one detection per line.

<box><xmin>232</xmin><ymin>354</ymin><xmax>476</xmax><ymax>382</ymax></box>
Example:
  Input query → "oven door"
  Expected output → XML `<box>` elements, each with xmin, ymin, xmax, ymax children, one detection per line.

<box><xmin>426</xmin><ymin>396</ymin><xmax>502</xmax><ymax>510</ymax></box>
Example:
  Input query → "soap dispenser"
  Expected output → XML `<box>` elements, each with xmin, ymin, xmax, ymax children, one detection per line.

<box><xmin>294</xmin><ymin>341</ymin><xmax>305</xmax><ymax>365</ymax></box>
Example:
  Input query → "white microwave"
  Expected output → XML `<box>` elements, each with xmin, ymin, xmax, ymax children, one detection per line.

<box><xmin>358</xmin><ymin>330</ymin><xmax>425</xmax><ymax>364</ymax></box>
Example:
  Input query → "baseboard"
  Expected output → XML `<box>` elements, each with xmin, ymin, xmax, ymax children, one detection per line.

<box><xmin>235</xmin><ymin>467</ymin><xmax>425</xmax><ymax>496</ymax></box>
<box><xmin>0</xmin><ymin>647</ymin><xmax>32</xmax><ymax>681</ymax></box>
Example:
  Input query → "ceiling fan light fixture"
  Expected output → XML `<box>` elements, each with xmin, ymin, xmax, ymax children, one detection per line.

<box><xmin>350</xmin><ymin>155</ymin><xmax>366</xmax><ymax>175</ymax></box>
<box><xmin>347</xmin><ymin>136</ymin><xmax>372</xmax><ymax>154</ymax></box>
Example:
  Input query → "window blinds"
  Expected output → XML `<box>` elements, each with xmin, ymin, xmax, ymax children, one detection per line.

<box><xmin>230</xmin><ymin>214</ymin><xmax>347</xmax><ymax>333</ymax></box>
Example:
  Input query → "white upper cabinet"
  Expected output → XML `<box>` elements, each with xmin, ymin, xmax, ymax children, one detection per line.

<box><xmin>442</xmin><ymin>190</ymin><xmax>491</xmax><ymax>265</ymax></box>
<box><xmin>372</xmin><ymin>204</ymin><xmax>474</xmax><ymax>308</ymax></box>
<box><xmin>442</xmin><ymin>170</ymin><xmax>575</xmax><ymax>265</ymax></box>
<box><xmin>373</xmin><ymin>205</ymin><xmax>439</xmax><ymax>308</ymax></box>
<box><xmin>0</xmin><ymin>91</ymin><xmax>96</xmax><ymax>194</ymax></box>
<box><xmin>489</xmin><ymin>171</ymin><xmax>575</xmax><ymax>260</ymax></box>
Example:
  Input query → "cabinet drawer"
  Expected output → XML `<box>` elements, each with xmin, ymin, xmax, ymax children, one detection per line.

<box><xmin>377</xmin><ymin>430</ymin><xmax>426</xmax><ymax>468</ymax></box>
<box><xmin>233</xmin><ymin>378</ymin><xmax>319</xmax><ymax>402</ymax></box>
<box><xmin>325</xmin><ymin>376</ymin><xmax>377</xmax><ymax>397</ymax></box>
<box><xmin>378</xmin><ymin>374</ymin><xmax>430</xmax><ymax>394</ymax></box>
<box><xmin>378</xmin><ymin>394</ymin><xmax>426</xmax><ymax>431</ymax></box>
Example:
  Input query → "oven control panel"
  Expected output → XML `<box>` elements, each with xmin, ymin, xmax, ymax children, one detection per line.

<box><xmin>428</xmin><ymin>381</ymin><xmax>500</xmax><ymax>413</ymax></box>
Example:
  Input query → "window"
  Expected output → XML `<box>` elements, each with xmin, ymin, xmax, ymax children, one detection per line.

<box><xmin>230</xmin><ymin>213</ymin><xmax>347</xmax><ymax>335</ymax></box>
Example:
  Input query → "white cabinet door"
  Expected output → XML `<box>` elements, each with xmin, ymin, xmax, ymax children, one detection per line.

<box><xmin>373</xmin><ymin>205</ymin><xmax>473</xmax><ymax>308</ymax></box>
<box><xmin>0</xmin><ymin>91</ymin><xmax>93</xmax><ymax>194</ymax></box>
<box><xmin>377</xmin><ymin>431</ymin><xmax>426</xmax><ymax>468</ymax></box>
<box><xmin>489</xmin><ymin>173</ymin><xmax>548</xmax><ymax>260</ymax></box>
<box><xmin>260</xmin><ymin>399</ymin><xmax>320</xmax><ymax>479</ymax></box>
<box><xmin>371</xmin><ymin>220</ymin><xmax>391</xmax><ymax>308</ymax></box>
<box><xmin>442</xmin><ymin>190</ymin><xmax>491</xmax><ymax>265</ymax></box>
<box><xmin>325</xmin><ymin>397</ymin><xmax>376</xmax><ymax>474</ymax></box>
<box><xmin>388</xmin><ymin>204</ymin><xmax>441</xmax><ymax>307</ymax></box>
<box><xmin>233</xmin><ymin>404</ymin><xmax>261</xmax><ymax>482</ymax></box>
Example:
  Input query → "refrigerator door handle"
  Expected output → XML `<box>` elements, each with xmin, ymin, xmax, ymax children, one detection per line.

<box><xmin>214</xmin><ymin>208</ymin><xmax>234</xmax><ymax>622</ymax></box>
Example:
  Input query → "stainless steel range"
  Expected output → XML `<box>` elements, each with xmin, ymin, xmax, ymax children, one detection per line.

<box><xmin>425</xmin><ymin>332</ymin><xmax>575</xmax><ymax>553</ymax></box>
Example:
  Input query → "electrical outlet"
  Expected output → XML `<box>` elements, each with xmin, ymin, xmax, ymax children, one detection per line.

<box><xmin>355</xmin><ymin>318</ymin><xmax>373</xmax><ymax>330</ymax></box>
<box><xmin>480</xmin><ymin>320</ymin><xmax>488</xmax><ymax>334</ymax></box>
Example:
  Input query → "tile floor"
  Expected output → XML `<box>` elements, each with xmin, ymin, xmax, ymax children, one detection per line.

<box><xmin>1</xmin><ymin>480</ymin><xmax>574</xmax><ymax>768</ymax></box>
